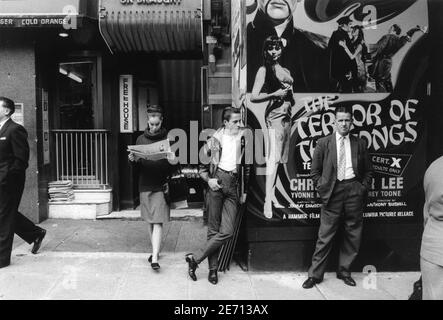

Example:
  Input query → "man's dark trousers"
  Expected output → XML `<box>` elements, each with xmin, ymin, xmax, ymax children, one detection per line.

<box><xmin>195</xmin><ymin>169</ymin><xmax>239</xmax><ymax>271</ymax></box>
<box><xmin>308</xmin><ymin>178</ymin><xmax>365</xmax><ymax>279</ymax></box>
<box><xmin>0</xmin><ymin>172</ymin><xmax>42</xmax><ymax>266</ymax></box>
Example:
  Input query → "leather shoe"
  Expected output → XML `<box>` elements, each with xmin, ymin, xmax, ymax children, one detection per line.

<box><xmin>151</xmin><ymin>262</ymin><xmax>160</xmax><ymax>271</ymax></box>
<box><xmin>337</xmin><ymin>274</ymin><xmax>356</xmax><ymax>287</ymax></box>
<box><xmin>302</xmin><ymin>277</ymin><xmax>322</xmax><ymax>289</ymax></box>
<box><xmin>31</xmin><ymin>229</ymin><xmax>46</xmax><ymax>254</ymax></box>
<box><xmin>185</xmin><ymin>254</ymin><xmax>198</xmax><ymax>281</ymax></box>
<box><xmin>208</xmin><ymin>270</ymin><xmax>218</xmax><ymax>285</ymax></box>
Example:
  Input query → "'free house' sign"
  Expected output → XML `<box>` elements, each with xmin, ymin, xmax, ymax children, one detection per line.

<box><xmin>120</xmin><ymin>75</ymin><xmax>134</xmax><ymax>133</ymax></box>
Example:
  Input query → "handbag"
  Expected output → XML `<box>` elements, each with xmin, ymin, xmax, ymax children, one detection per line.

<box><xmin>167</xmin><ymin>167</ymin><xmax>189</xmax><ymax>209</ymax></box>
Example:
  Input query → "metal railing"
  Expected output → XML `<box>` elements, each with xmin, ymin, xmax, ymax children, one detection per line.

<box><xmin>52</xmin><ymin>130</ymin><xmax>110</xmax><ymax>189</ymax></box>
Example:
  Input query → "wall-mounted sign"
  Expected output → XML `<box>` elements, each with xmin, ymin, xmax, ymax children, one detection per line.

<box><xmin>245</xmin><ymin>0</ymin><xmax>429</xmax><ymax>224</ymax></box>
<box><xmin>0</xmin><ymin>0</ymin><xmax>81</xmax><ymax>28</ymax></box>
<box><xmin>42</xmin><ymin>89</ymin><xmax>50</xmax><ymax>165</ymax></box>
<box><xmin>0</xmin><ymin>16</ymin><xmax>80</xmax><ymax>28</ymax></box>
<box><xmin>120</xmin><ymin>75</ymin><xmax>134</xmax><ymax>133</ymax></box>
<box><xmin>120</xmin><ymin>0</ymin><xmax>183</xmax><ymax>5</ymax></box>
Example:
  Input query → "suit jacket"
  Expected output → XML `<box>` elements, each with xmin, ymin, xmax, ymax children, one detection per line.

<box><xmin>310</xmin><ymin>133</ymin><xmax>372</xmax><ymax>205</ymax></box>
<box><xmin>0</xmin><ymin>118</ymin><xmax>29</xmax><ymax>187</ymax></box>
<box><xmin>199</xmin><ymin>127</ymin><xmax>251</xmax><ymax>198</ymax></box>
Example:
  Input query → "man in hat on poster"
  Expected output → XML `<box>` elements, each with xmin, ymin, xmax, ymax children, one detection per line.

<box><xmin>247</xmin><ymin>0</ymin><xmax>330</xmax><ymax>93</ymax></box>
<box><xmin>0</xmin><ymin>97</ymin><xmax>46</xmax><ymax>269</ymax></box>
<box><xmin>370</xmin><ymin>24</ymin><xmax>426</xmax><ymax>92</ymax></box>
<box><xmin>328</xmin><ymin>16</ymin><xmax>355</xmax><ymax>93</ymax></box>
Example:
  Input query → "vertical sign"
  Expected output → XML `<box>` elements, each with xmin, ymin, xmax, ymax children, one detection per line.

<box><xmin>120</xmin><ymin>75</ymin><xmax>134</xmax><ymax>133</ymax></box>
<box><xmin>42</xmin><ymin>89</ymin><xmax>50</xmax><ymax>165</ymax></box>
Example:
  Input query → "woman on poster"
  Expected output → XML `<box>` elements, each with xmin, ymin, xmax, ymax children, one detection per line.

<box><xmin>339</xmin><ymin>25</ymin><xmax>368</xmax><ymax>93</ymax></box>
<box><xmin>128</xmin><ymin>105</ymin><xmax>176</xmax><ymax>271</ymax></box>
<box><xmin>250</xmin><ymin>36</ymin><xmax>295</xmax><ymax>218</ymax></box>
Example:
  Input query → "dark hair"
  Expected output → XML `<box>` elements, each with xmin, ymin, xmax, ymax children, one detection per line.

<box><xmin>222</xmin><ymin>106</ymin><xmax>241</xmax><ymax>123</ymax></box>
<box><xmin>0</xmin><ymin>96</ymin><xmax>15</xmax><ymax>116</ymax></box>
<box><xmin>146</xmin><ymin>104</ymin><xmax>163</xmax><ymax>117</ymax></box>
<box><xmin>392</xmin><ymin>24</ymin><xmax>401</xmax><ymax>35</ymax></box>
<box><xmin>352</xmin><ymin>25</ymin><xmax>365</xmax><ymax>44</ymax></box>
<box><xmin>262</xmin><ymin>36</ymin><xmax>284</xmax><ymax>64</ymax></box>
<box><xmin>337</xmin><ymin>16</ymin><xmax>352</xmax><ymax>26</ymax></box>
<box><xmin>334</xmin><ymin>106</ymin><xmax>353</xmax><ymax>117</ymax></box>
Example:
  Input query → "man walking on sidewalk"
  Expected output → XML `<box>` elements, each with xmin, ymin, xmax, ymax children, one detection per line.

<box><xmin>303</xmin><ymin>106</ymin><xmax>372</xmax><ymax>288</ymax></box>
<box><xmin>185</xmin><ymin>107</ymin><xmax>249</xmax><ymax>285</ymax></box>
<box><xmin>0</xmin><ymin>97</ymin><xmax>46</xmax><ymax>269</ymax></box>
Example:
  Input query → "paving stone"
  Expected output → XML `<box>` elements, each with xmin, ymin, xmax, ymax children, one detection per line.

<box><xmin>249</xmin><ymin>272</ymin><xmax>325</xmax><ymax>300</ymax></box>
<box><xmin>375</xmin><ymin>272</ymin><xmax>420</xmax><ymax>300</ymax></box>
<box><xmin>315</xmin><ymin>273</ymin><xmax>396</xmax><ymax>300</ymax></box>
<box><xmin>46</xmin><ymin>273</ymin><xmax>122</xmax><ymax>300</ymax></box>
<box><xmin>0</xmin><ymin>273</ymin><xmax>59</xmax><ymax>300</ymax></box>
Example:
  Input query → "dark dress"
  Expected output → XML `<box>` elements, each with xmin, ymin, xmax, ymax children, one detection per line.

<box><xmin>133</xmin><ymin>128</ymin><xmax>175</xmax><ymax>224</ymax></box>
<box><xmin>262</xmin><ymin>64</ymin><xmax>294</xmax><ymax>164</ymax></box>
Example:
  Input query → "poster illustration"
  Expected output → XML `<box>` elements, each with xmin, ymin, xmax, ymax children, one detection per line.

<box><xmin>245</xmin><ymin>0</ymin><xmax>429</xmax><ymax>224</ymax></box>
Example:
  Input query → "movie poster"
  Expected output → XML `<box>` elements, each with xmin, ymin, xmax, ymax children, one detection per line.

<box><xmin>245</xmin><ymin>0</ymin><xmax>429</xmax><ymax>224</ymax></box>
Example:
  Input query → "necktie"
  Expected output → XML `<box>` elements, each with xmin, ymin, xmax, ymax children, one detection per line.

<box><xmin>337</xmin><ymin>136</ymin><xmax>346</xmax><ymax>181</ymax></box>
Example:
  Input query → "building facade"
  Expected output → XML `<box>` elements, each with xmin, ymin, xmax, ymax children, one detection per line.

<box><xmin>2</xmin><ymin>0</ymin><xmax>443</xmax><ymax>271</ymax></box>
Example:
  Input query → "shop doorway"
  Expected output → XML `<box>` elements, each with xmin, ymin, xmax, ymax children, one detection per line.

<box><xmin>117</xmin><ymin>59</ymin><xmax>205</xmax><ymax>211</ymax></box>
<box><xmin>52</xmin><ymin>57</ymin><xmax>109</xmax><ymax>189</ymax></box>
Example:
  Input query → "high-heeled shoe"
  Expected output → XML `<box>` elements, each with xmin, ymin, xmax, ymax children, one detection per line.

<box><xmin>151</xmin><ymin>262</ymin><xmax>160</xmax><ymax>270</ymax></box>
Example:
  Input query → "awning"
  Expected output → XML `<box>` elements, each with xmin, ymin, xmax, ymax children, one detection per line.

<box><xmin>0</xmin><ymin>0</ymin><xmax>84</xmax><ymax>28</ymax></box>
<box><xmin>99</xmin><ymin>0</ymin><xmax>202</xmax><ymax>53</ymax></box>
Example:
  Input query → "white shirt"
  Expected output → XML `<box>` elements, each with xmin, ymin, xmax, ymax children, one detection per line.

<box><xmin>336</xmin><ymin>132</ymin><xmax>355</xmax><ymax>180</ymax></box>
<box><xmin>218</xmin><ymin>131</ymin><xmax>241</xmax><ymax>172</ymax></box>
<box><xmin>0</xmin><ymin>117</ymin><xmax>9</xmax><ymax>131</ymax></box>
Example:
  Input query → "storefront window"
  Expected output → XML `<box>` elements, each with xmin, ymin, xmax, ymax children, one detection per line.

<box><xmin>57</xmin><ymin>60</ymin><xmax>97</xmax><ymax>129</ymax></box>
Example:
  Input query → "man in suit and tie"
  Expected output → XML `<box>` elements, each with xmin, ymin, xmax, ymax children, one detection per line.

<box><xmin>302</xmin><ymin>106</ymin><xmax>372</xmax><ymax>288</ymax></box>
<box><xmin>0</xmin><ymin>97</ymin><xmax>46</xmax><ymax>269</ymax></box>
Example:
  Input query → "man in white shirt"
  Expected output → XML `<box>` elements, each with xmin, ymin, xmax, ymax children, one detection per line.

<box><xmin>186</xmin><ymin>107</ymin><xmax>249</xmax><ymax>285</ymax></box>
<box><xmin>303</xmin><ymin>106</ymin><xmax>373</xmax><ymax>288</ymax></box>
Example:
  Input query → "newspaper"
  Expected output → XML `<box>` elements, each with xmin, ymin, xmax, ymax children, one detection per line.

<box><xmin>127</xmin><ymin>139</ymin><xmax>173</xmax><ymax>161</ymax></box>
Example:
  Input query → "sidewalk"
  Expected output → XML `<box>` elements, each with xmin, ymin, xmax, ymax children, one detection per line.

<box><xmin>2</xmin><ymin>218</ymin><xmax>419</xmax><ymax>300</ymax></box>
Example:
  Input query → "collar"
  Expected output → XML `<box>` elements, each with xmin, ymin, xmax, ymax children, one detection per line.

<box><xmin>275</xmin><ymin>18</ymin><xmax>291</xmax><ymax>37</ymax></box>
<box><xmin>0</xmin><ymin>117</ymin><xmax>9</xmax><ymax>129</ymax></box>
<box><xmin>252</xmin><ymin>9</ymin><xmax>294</xmax><ymax>37</ymax></box>
<box><xmin>336</xmin><ymin>132</ymin><xmax>349</xmax><ymax>141</ymax></box>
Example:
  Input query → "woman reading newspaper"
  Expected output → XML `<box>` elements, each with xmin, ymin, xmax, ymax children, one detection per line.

<box><xmin>128</xmin><ymin>105</ymin><xmax>176</xmax><ymax>271</ymax></box>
